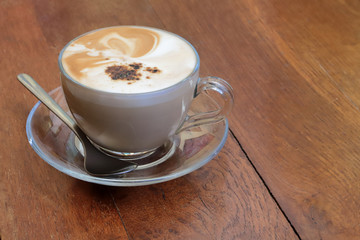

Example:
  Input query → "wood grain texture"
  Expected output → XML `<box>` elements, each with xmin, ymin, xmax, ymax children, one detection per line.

<box><xmin>0</xmin><ymin>1</ymin><xmax>156</xmax><ymax>239</ymax></box>
<box><xmin>110</xmin><ymin>133</ymin><xmax>298</xmax><ymax>240</ymax></box>
<box><xmin>0</xmin><ymin>0</ymin><xmax>299</xmax><ymax>239</ymax></box>
<box><xmin>149</xmin><ymin>0</ymin><xmax>360</xmax><ymax>239</ymax></box>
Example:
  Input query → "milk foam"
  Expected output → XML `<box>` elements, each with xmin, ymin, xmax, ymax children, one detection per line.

<box><xmin>61</xmin><ymin>26</ymin><xmax>197</xmax><ymax>93</ymax></box>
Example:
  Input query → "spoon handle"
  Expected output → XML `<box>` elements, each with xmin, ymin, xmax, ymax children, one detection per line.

<box><xmin>17</xmin><ymin>73</ymin><xmax>78</xmax><ymax>133</ymax></box>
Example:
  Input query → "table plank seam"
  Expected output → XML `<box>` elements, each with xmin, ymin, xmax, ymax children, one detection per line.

<box><xmin>229</xmin><ymin>128</ymin><xmax>302</xmax><ymax>240</ymax></box>
<box><xmin>109</xmin><ymin>188</ymin><xmax>132</xmax><ymax>240</ymax></box>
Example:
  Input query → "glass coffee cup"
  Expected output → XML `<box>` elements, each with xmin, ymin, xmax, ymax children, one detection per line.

<box><xmin>59</xmin><ymin>26</ymin><xmax>234</xmax><ymax>160</ymax></box>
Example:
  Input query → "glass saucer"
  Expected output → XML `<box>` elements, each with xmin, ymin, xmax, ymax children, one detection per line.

<box><xmin>26</xmin><ymin>87</ymin><xmax>229</xmax><ymax>186</ymax></box>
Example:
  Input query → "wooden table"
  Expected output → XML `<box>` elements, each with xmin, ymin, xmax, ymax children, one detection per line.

<box><xmin>1</xmin><ymin>0</ymin><xmax>359</xmax><ymax>239</ymax></box>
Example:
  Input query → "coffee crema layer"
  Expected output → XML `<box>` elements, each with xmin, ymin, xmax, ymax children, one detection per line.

<box><xmin>61</xmin><ymin>26</ymin><xmax>197</xmax><ymax>93</ymax></box>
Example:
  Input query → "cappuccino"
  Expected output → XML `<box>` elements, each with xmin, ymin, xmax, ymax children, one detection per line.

<box><xmin>59</xmin><ymin>26</ymin><xmax>233</xmax><ymax>157</ymax></box>
<box><xmin>61</xmin><ymin>26</ymin><xmax>197</xmax><ymax>93</ymax></box>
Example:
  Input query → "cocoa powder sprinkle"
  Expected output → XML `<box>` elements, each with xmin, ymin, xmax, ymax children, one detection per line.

<box><xmin>145</xmin><ymin>67</ymin><xmax>161</xmax><ymax>73</ymax></box>
<box><xmin>105</xmin><ymin>65</ymin><xmax>141</xmax><ymax>80</ymax></box>
<box><xmin>105</xmin><ymin>62</ymin><xmax>161</xmax><ymax>81</ymax></box>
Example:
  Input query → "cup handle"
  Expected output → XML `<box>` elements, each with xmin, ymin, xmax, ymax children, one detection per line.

<box><xmin>176</xmin><ymin>76</ymin><xmax>234</xmax><ymax>133</ymax></box>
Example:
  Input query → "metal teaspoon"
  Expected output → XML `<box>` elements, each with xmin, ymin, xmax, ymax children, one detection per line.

<box><xmin>18</xmin><ymin>73</ymin><xmax>137</xmax><ymax>177</ymax></box>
